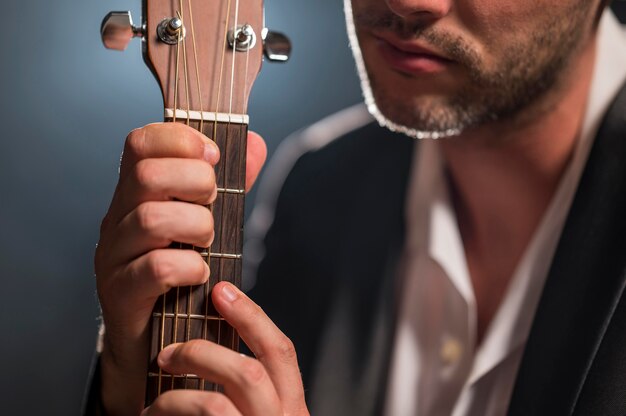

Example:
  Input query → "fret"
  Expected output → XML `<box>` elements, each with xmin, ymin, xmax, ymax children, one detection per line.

<box><xmin>217</xmin><ymin>187</ymin><xmax>245</xmax><ymax>195</ymax></box>
<box><xmin>152</xmin><ymin>312</ymin><xmax>226</xmax><ymax>320</ymax></box>
<box><xmin>148</xmin><ymin>372</ymin><xmax>201</xmax><ymax>379</ymax></box>
<box><xmin>197</xmin><ymin>251</ymin><xmax>243</xmax><ymax>260</ymax></box>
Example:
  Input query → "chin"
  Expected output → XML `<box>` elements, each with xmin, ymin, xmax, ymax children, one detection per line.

<box><xmin>373</xmin><ymin>92</ymin><xmax>466</xmax><ymax>139</ymax></box>
<box><xmin>344</xmin><ymin>0</ymin><xmax>463</xmax><ymax>140</ymax></box>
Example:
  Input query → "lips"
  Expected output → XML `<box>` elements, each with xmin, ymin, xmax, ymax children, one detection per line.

<box><xmin>372</xmin><ymin>33</ymin><xmax>453</xmax><ymax>75</ymax></box>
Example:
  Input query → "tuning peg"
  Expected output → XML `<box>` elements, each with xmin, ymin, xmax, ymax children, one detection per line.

<box><xmin>101</xmin><ymin>11</ymin><xmax>144</xmax><ymax>51</ymax></box>
<box><xmin>262</xmin><ymin>29</ymin><xmax>291</xmax><ymax>62</ymax></box>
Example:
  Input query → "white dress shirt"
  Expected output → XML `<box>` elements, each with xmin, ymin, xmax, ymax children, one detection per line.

<box><xmin>385</xmin><ymin>12</ymin><xmax>626</xmax><ymax>416</ymax></box>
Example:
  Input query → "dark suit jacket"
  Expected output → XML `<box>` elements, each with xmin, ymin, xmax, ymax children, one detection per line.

<box><xmin>248</xmin><ymin>83</ymin><xmax>626</xmax><ymax>415</ymax></box>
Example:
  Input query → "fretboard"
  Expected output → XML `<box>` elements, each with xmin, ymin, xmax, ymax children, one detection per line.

<box><xmin>145</xmin><ymin>118</ymin><xmax>248</xmax><ymax>404</ymax></box>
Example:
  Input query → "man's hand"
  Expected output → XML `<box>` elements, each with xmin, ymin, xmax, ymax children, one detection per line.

<box><xmin>95</xmin><ymin>123</ymin><xmax>307</xmax><ymax>415</ymax></box>
<box><xmin>143</xmin><ymin>281</ymin><xmax>308</xmax><ymax>416</ymax></box>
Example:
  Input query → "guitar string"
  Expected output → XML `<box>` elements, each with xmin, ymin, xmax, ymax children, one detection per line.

<box><xmin>178</xmin><ymin>9</ymin><xmax>191</xmax><ymax>127</ymax></box>
<box><xmin>187</xmin><ymin>0</ymin><xmax>205</xmax><ymax>132</ymax></box>
<box><xmin>213</xmin><ymin>0</ymin><xmax>233</xmax><ymax>145</ymax></box>
<box><xmin>211</xmin><ymin>0</ymin><xmax>234</xmax><ymax>391</ymax></box>
<box><xmin>177</xmin><ymin>3</ymin><xmax>194</xmax><ymax>391</ymax></box>
<box><xmin>216</xmin><ymin>0</ymin><xmax>241</xmax><ymax>359</ymax></box>
<box><xmin>172</xmin><ymin>12</ymin><xmax>182</xmax><ymax>125</ymax></box>
<box><xmin>158</xmin><ymin>292</ymin><xmax>166</xmax><ymax>395</ymax></box>
<box><xmin>227</xmin><ymin>0</ymin><xmax>241</xmax><ymax>116</ymax></box>
<box><xmin>169</xmin><ymin>8</ymin><xmax>189</xmax><ymax>392</ymax></box>
<box><xmin>231</xmin><ymin>29</ymin><xmax>252</xmax><ymax>352</ymax></box>
<box><xmin>185</xmin><ymin>0</ymin><xmax>203</xmax><ymax>391</ymax></box>
<box><xmin>225</xmin><ymin>2</ymin><xmax>248</xmax><ymax>352</ymax></box>
<box><xmin>180</xmin><ymin>0</ymin><xmax>204</xmax><ymax>388</ymax></box>
<box><xmin>180</xmin><ymin>0</ymin><xmax>209</xmax><ymax>391</ymax></box>
<box><xmin>157</xmin><ymin>14</ymin><xmax>185</xmax><ymax>396</ymax></box>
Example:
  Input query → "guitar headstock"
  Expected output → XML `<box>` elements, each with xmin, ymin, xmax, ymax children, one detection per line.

<box><xmin>102</xmin><ymin>1</ymin><xmax>291</xmax><ymax>117</ymax></box>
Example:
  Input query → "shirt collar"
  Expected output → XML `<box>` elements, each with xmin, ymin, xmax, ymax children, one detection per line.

<box><xmin>405</xmin><ymin>9</ymin><xmax>626</xmax><ymax>385</ymax></box>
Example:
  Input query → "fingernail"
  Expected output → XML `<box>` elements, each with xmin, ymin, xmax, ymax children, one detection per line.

<box><xmin>204</xmin><ymin>142</ymin><xmax>219</xmax><ymax>163</ymax></box>
<box><xmin>158</xmin><ymin>343</ymin><xmax>177</xmax><ymax>365</ymax></box>
<box><xmin>222</xmin><ymin>283</ymin><xmax>238</xmax><ymax>302</ymax></box>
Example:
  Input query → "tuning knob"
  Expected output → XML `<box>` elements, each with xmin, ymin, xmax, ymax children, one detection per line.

<box><xmin>262</xmin><ymin>29</ymin><xmax>291</xmax><ymax>62</ymax></box>
<box><xmin>101</xmin><ymin>11</ymin><xmax>144</xmax><ymax>51</ymax></box>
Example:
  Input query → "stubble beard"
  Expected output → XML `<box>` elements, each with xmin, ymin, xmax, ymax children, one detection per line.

<box><xmin>344</xmin><ymin>0</ymin><xmax>591</xmax><ymax>140</ymax></box>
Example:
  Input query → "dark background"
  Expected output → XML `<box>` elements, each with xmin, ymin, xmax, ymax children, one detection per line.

<box><xmin>0</xmin><ymin>2</ymin><xmax>624</xmax><ymax>415</ymax></box>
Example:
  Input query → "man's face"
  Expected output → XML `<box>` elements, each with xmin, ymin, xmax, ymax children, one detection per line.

<box><xmin>347</xmin><ymin>0</ymin><xmax>601</xmax><ymax>138</ymax></box>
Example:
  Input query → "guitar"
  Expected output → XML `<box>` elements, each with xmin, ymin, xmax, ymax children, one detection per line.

<box><xmin>101</xmin><ymin>0</ymin><xmax>290</xmax><ymax>406</ymax></box>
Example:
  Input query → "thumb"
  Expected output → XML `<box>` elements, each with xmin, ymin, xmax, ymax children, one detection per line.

<box><xmin>246</xmin><ymin>131</ymin><xmax>267</xmax><ymax>192</ymax></box>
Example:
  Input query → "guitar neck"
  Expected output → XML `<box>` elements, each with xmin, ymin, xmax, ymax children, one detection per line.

<box><xmin>104</xmin><ymin>0</ymin><xmax>271</xmax><ymax>405</ymax></box>
<box><xmin>145</xmin><ymin>117</ymin><xmax>248</xmax><ymax>403</ymax></box>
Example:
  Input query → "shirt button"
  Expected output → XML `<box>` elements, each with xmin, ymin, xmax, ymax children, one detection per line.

<box><xmin>440</xmin><ymin>338</ymin><xmax>463</xmax><ymax>365</ymax></box>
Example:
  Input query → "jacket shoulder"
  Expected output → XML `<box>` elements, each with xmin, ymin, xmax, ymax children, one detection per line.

<box><xmin>245</xmin><ymin>104</ymin><xmax>413</xmax><ymax>284</ymax></box>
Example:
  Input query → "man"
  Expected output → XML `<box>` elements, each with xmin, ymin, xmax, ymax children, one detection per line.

<box><xmin>91</xmin><ymin>0</ymin><xmax>626</xmax><ymax>414</ymax></box>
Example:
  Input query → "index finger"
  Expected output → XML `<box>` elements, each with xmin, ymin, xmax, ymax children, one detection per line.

<box><xmin>211</xmin><ymin>282</ymin><xmax>309</xmax><ymax>415</ymax></box>
<box><xmin>120</xmin><ymin>123</ymin><xmax>220</xmax><ymax>178</ymax></box>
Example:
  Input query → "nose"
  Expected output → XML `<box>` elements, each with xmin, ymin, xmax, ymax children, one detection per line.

<box><xmin>384</xmin><ymin>0</ymin><xmax>452</xmax><ymax>19</ymax></box>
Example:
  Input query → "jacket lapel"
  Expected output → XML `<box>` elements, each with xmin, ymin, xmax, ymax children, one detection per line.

<box><xmin>508</xmin><ymin>83</ymin><xmax>626</xmax><ymax>415</ymax></box>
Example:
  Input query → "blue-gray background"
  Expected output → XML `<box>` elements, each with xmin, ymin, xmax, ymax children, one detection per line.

<box><xmin>1</xmin><ymin>2</ymin><xmax>624</xmax><ymax>415</ymax></box>
<box><xmin>0</xmin><ymin>1</ymin><xmax>360</xmax><ymax>414</ymax></box>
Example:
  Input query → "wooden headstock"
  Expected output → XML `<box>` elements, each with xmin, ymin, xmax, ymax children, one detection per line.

<box><xmin>101</xmin><ymin>0</ymin><xmax>287</xmax><ymax>118</ymax></box>
<box><xmin>144</xmin><ymin>0</ymin><xmax>264</xmax><ymax>117</ymax></box>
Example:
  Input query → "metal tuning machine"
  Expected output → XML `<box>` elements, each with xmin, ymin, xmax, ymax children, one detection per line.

<box><xmin>157</xmin><ymin>17</ymin><xmax>186</xmax><ymax>45</ymax></box>
<box><xmin>262</xmin><ymin>29</ymin><xmax>291</xmax><ymax>62</ymax></box>
<box><xmin>101</xmin><ymin>11</ymin><xmax>144</xmax><ymax>51</ymax></box>
<box><xmin>101</xmin><ymin>10</ymin><xmax>291</xmax><ymax>63</ymax></box>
